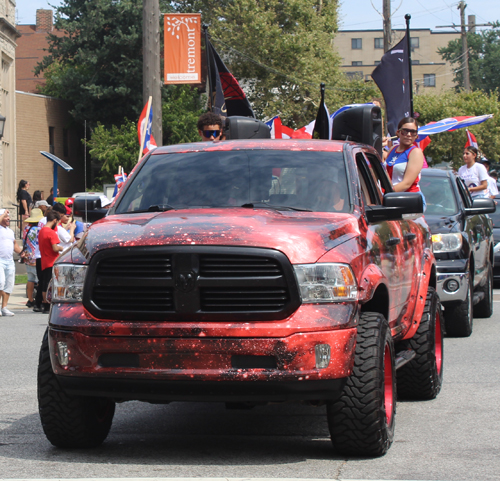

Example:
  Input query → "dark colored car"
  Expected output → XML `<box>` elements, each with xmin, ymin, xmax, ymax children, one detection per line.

<box><xmin>38</xmin><ymin>138</ymin><xmax>440</xmax><ymax>457</ymax></box>
<box><xmin>420</xmin><ymin>169</ymin><xmax>495</xmax><ymax>338</ymax></box>
<box><xmin>491</xmin><ymin>194</ymin><xmax>500</xmax><ymax>283</ymax></box>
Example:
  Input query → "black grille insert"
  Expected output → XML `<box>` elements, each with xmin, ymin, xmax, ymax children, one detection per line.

<box><xmin>200</xmin><ymin>255</ymin><xmax>282</xmax><ymax>277</ymax></box>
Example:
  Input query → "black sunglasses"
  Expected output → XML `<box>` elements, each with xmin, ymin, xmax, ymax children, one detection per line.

<box><xmin>400</xmin><ymin>128</ymin><xmax>418</xmax><ymax>136</ymax></box>
<box><xmin>203</xmin><ymin>129</ymin><xmax>221</xmax><ymax>138</ymax></box>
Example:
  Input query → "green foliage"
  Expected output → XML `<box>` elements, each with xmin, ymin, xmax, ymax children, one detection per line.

<box><xmin>438</xmin><ymin>22</ymin><xmax>500</xmax><ymax>94</ymax></box>
<box><xmin>175</xmin><ymin>0</ymin><xmax>376</xmax><ymax>127</ymax></box>
<box><xmin>87</xmin><ymin>119</ymin><xmax>138</xmax><ymax>183</ymax></box>
<box><xmin>414</xmin><ymin>90</ymin><xmax>500</xmax><ymax>169</ymax></box>
<box><xmin>162</xmin><ymin>85</ymin><xmax>205</xmax><ymax>144</ymax></box>
<box><xmin>35</xmin><ymin>0</ymin><xmax>145</xmax><ymax>126</ymax></box>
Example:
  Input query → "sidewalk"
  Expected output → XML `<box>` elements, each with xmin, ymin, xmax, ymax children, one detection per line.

<box><xmin>8</xmin><ymin>282</ymin><xmax>32</xmax><ymax>310</ymax></box>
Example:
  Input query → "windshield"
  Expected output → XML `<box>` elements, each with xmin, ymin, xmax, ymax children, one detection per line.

<box><xmin>420</xmin><ymin>175</ymin><xmax>459</xmax><ymax>215</ymax></box>
<box><xmin>115</xmin><ymin>150</ymin><xmax>348</xmax><ymax>214</ymax></box>
<box><xmin>489</xmin><ymin>200</ymin><xmax>500</xmax><ymax>227</ymax></box>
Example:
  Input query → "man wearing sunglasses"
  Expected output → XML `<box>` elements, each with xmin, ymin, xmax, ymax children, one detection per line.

<box><xmin>197</xmin><ymin>112</ymin><xmax>225</xmax><ymax>141</ymax></box>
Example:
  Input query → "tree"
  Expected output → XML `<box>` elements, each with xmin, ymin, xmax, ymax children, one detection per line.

<box><xmin>438</xmin><ymin>22</ymin><xmax>500</xmax><ymax>94</ymax></box>
<box><xmin>414</xmin><ymin>90</ymin><xmax>500</xmax><ymax>170</ymax></box>
<box><xmin>35</xmin><ymin>0</ymin><xmax>171</xmax><ymax>126</ymax></box>
<box><xmin>176</xmin><ymin>0</ymin><xmax>377</xmax><ymax>127</ymax></box>
<box><xmin>87</xmin><ymin>85</ymin><xmax>204</xmax><ymax>185</ymax></box>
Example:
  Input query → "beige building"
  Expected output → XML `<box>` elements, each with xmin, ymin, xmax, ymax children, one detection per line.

<box><xmin>0</xmin><ymin>0</ymin><xmax>19</xmax><ymax>212</ymax></box>
<box><xmin>333</xmin><ymin>29</ymin><xmax>461</xmax><ymax>93</ymax></box>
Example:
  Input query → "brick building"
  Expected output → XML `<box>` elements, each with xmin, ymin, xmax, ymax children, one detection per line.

<box><xmin>0</xmin><ymin>0</ymin><xmax>19</xmax><ymax>212</ymax></box>
<box><xmin>333</xmin><ymin>29</ymin><xmax>461</xmax><ymax>93</ymax></box>
<box><xmin>16</xmin><ymin>9</ymin><xmax>84</xmax><ymax>206</ymax></box>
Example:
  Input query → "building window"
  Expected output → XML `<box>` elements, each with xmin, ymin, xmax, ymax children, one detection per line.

<box><xmin>412</xmin><ymin>59</ymin><xmax>420</xmax><ymax>65</ymax></box>
<box><xmin>346</xmin><ymin>71</ymin><xmax>363</xmax><ymax>80</ymax></box>
<box><xmin>352</xmin><ymin>61</ymin><xmax>362</xmax><ymax>66</ymax></box>
<box><xmin>410</xmin><ymin>37</ymin><xmax>420</xmax><ymax>49</ymax></box>
<box><xmin>374</xmin><ymin>60</ymin><xmax>381</xmax><ymax>66</ymax></box>
<box><xmin>352</xmin><ymin>38</ymin><xmax>362</xmax><ymax>49</ymax></box>
<box><xmin>374</xmin><ymin>38</ymin><xmax>384</xmax><ymax>49</ymax></box>
<box><xmin>424</xmin><ymin>74</ymin><xmax>436</xmax><ymax>87</ymax></box>
<box><xmin>63</xmin><ymin>128</ymin><xmax>69</xmax><ymax>157</ymax></box>
<box><xmin>49</xmin><ymin>127</ymin><xmax>55</xmax><ymax>154</ymax></box>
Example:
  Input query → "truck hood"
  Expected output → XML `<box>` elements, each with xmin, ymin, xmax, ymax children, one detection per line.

<box><xmin>75</xmin><ymin>208</ymin><xmax>360</xmax><ymax>265</ymax></box>
<box><xmin>424</xmin><ymin>213</ymin><xmax>461</xmax><ymax>233</ymax></box>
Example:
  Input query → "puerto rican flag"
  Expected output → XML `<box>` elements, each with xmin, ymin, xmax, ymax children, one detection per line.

<box><xmin>113</xmin><ymin>170</ymin><xmax>128</xmax><ymax>197</ymax></box>
<box><xmin>138</xmin><ymin>101</ymin><xmax>157</xmax><ymax>154</ymax></box>
<box><xmin>465</xmin><ymin>129</ymin><xmax>478</xmax><ymax>149</ymax></box>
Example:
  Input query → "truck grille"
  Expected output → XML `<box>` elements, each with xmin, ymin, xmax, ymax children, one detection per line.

<box><xmin>84</xmin><ymin>246</ymin><xmax>300</xmax><ymax>321</ymax></box>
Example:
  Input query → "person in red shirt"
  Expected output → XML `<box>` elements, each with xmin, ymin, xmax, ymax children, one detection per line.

<box><xmin>38</xmin><ymin>210</ymin><xmax>63</xmax><ymax>313</ymax></box>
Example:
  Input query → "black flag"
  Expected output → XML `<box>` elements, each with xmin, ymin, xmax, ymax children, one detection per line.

<box><xmin>313</xmin><ymin>83</ymin><xmax>330</xmax><ymax>140</ymax></box>
<box><xmin>206</xmin><ymin>39</ymin><xmax>255</xmax><ymax>118</ymax></box>
<box><xmin>371</xmin><ymin>35</ymin><xmax>411</xmax><ymax>136</ymax></box>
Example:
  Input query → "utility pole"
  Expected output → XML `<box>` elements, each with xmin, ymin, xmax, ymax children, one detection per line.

<box><xmin>383</xmin><ymin>0</ymin><xmax>392</xmax><ymax>51</ymax></box>
<box><xmin>143</xmin><ymin>0</ymin><xmax>162</xmax><ymax>145</ymax></box>
<box><xmin>458</xmin><ymin>1</ymin><xmax>471</xmax><ymax>92</ymax></box>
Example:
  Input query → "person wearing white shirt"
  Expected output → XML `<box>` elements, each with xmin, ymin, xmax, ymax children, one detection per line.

<box><xmin>479</xmin><ymin>158</ymin><xmax>499</xmax><ymax>199</ymax></box>
<box><xmin>458</xmin><ymin>147</ymin><xmax>489</xmax><ymax>198</ymax></box>
<box><xmin>0</xmin><ymin>209</ymin><xmax>23</xmax><ymax>316</ymax></box>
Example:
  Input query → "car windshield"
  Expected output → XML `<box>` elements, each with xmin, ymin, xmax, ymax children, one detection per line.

<box><xmin>420</xmin><ymin>175</ymin><xmax>459</xmax><ymax>215</ymax></box>
<box><xmin>115</xmin><ymin>150</ymin><xmax>348</xmax><ymax>214</ymax></box>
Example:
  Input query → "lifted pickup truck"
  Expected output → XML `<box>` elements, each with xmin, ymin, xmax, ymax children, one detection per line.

<box><xmin>39</xmin><ymin>134</ymin><xmax>441</xmax><ymax>456</ymax></box>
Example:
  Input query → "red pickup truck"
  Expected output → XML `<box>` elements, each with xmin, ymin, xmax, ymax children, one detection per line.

<box><xmin>38</xmin><ymin>132</ymin><xmax>441</xmax><ymax>456</ymax></box>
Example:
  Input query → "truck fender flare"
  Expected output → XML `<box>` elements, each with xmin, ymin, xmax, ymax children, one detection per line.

<box><xmin>357</xmin><ymin>264</ymin><xmax>386</xmax><ymax>304</ymax></box>
<box><xmin>403</xmin><ymin>247</ymin><xmax>435</xmax><ymax>340</ymax></box>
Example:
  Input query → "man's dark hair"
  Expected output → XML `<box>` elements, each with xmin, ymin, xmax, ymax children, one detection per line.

<box><xmin>197</xmin><ymin>112</ymin><xmax>223</xmax><ymax>131</ymax></box>
<box><xmin>46</xmin><ymin>209</ymin><xmax>61</xmax><ymax>223</ymax></box>
<box><xmin>52</xmin><ymin>202</ymin><xmax>66</xmax><ymax>215</ymax></box>
<box><xmin>490</xmin><ymin>171</ymin><xmax>498</xmax><ymax>179</ymax></box>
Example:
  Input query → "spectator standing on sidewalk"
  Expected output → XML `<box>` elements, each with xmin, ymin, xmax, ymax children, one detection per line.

<box><xmin>38</xmin><ymin>210</ymin><xmax>63</xmax><ymax>313</ymax></box>
<box><xmin>21</xmin><ymin>208</ymin><xmax>43</xmax><ymax>308</ymax></box>
<box><xmin>0</xmin><ymin>209</ymin><xmax>23</xmax><ymax>316</ymax></box>
<box><xmin>17</xmin><ymin>180</ymin><xmax>32</xmax><ymax>220</ymax></box>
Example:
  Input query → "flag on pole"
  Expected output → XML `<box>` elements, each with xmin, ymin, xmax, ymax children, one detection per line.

<box><xmin>113</xmin><ymin>168</ymin><xmax>128</xmax><ymax>197</ymax></box>
<box><xmin>465</xmin><ymin>129</ymin><xmax>478</xmax><ymax>149</ymax></box>
<box><xmin>138</xmin><ymin>100</ymin><xmax>157</xmax><ymax>155</ymax></box>
<box><xmin>266</xmin><ymin>116</ymin><xmax>283</xmax><ymax>139</ymax></box>
<box><xmin>371</xmin><ymin>35</ymin><xmax>411</xmax><ymax>136</ymax></box>
<box><xmin>312</xmin><ymin>83</ymin><xmax>331</xmax><ymax>140</ymax></box>
<box><xmin>206</xmin><ymin>39</ymin><xmax>254</xmax><ymax>118</ymax></box>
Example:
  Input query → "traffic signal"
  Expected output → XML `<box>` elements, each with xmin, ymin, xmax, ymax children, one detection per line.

<box><xmin>331</xmin><ymin>105</ymin><xmax>383</xmax><ymax>156</ymax></box>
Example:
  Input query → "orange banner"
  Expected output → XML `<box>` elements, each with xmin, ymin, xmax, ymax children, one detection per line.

<box><xmin>164</xmin><ymin>13</ymin><xmax>201</xmax><ymax>84</ymax></box>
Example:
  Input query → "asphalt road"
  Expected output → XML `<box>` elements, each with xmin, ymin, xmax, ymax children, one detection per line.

<box><xmin>1</xmin><ymin>295</ymin><xmax>500</xmax><ymax>481</ymax></box>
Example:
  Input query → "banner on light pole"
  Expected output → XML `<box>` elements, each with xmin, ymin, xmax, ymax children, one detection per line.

<box><xmin>164</xmin><ymin>13</ymin><xmax>201</xmax><ymax>84</ymax></box>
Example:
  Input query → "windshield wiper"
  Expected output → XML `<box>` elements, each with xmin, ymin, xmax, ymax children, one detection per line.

<box><xmin>147</xmin><ymin>204</ymin><xmax>175</xmax><ymax>212</ymax></box>
<box><xmin>241</xmin><ymin>202</ymin><xmax>312</xmax><ymax>212</ymax></box>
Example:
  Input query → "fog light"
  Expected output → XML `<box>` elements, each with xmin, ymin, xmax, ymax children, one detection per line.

<box><xmin>445</xmin><ymin>279</ymin><xmax>460</xmax><ymax>292</ymax></box>
<box><xmin>315</xmin><ymin>344</ymin><xmax>331</xmax><ymax>369</ymax></box>
<box><xmin>57</xmin><ymin>341</ymin><xmax>69</xmax><ymax>366</ymax></box>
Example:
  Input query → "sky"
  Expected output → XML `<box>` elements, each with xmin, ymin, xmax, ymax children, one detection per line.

<box><xmin>14</xmin><ymin>0</ymin><xmax>500</xmax><ymax>30</ymax></box>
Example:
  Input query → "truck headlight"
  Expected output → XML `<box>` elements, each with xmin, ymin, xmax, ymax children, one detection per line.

<box><xmin>52</xmin><ymin>264</ymin><xmax>88</xmax><ymax>302</ymax></box>
<box><xmin>431</xmin><ymin>233</ymin><xmax>462</xmax><ymax>253</ymax></box>
<box><xmin>294</xmin><ymin>263</ymin><xmax>357</xmax><ymax>303</ymax></box>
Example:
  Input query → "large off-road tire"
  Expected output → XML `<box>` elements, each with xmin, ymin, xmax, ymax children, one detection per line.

<box><xmin>327</xmin><ymin>312</ymin><xmax>396</xmax><ymax>457</ymax></box>
<box><xmin>444</xmin><ymin>271</ymin><xmax>473</xmax><ymax>337</ymax></box>
<box><xmin>397</xmin><ymin>287</ymin><xmax>443</xmax><ymax>400</ymax></box>
<box><xmin>473</xmin><ymin>263</ymin><xmax>493</xmax><ymax>318</ymax></box>
<box><xmin>37</xmin><ymin>329</ymin><xmax>115</xmax><ymax>448</ymax></box>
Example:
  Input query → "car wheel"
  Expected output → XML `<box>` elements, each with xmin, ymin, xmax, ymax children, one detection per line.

<box><xmin>326</xmin><ymin>312</ymin><xmax>396</xmax><ymax>457</ymax></box>
<box><xmin>473</xmin><ymin>263</ymin><xmax>493</xmax><ymax>318</ymax></box>
<box><xmin>37</xmin><ymin>329</ymin><xmax>115</xmax><ymax>448</ymax></box>
<box><xmin>396</xmin><ymin>287</ymin><xmax>443</xmax><ymax>400</ymax></box>
<box><xmin>445</xmin><ymin>272</ymin><xmax>473</xmax><ymax>337</ymax></box>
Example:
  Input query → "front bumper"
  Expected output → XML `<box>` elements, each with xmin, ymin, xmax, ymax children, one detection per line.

<box><xmin>436</xmin><ymin>259</ymin><xmax>469</xmax><ymax>305</ymax></box>
<box><xmin>48</xmin><ymin>303</ymin><xmax>357</xmax><ymax>403</ymax></box>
